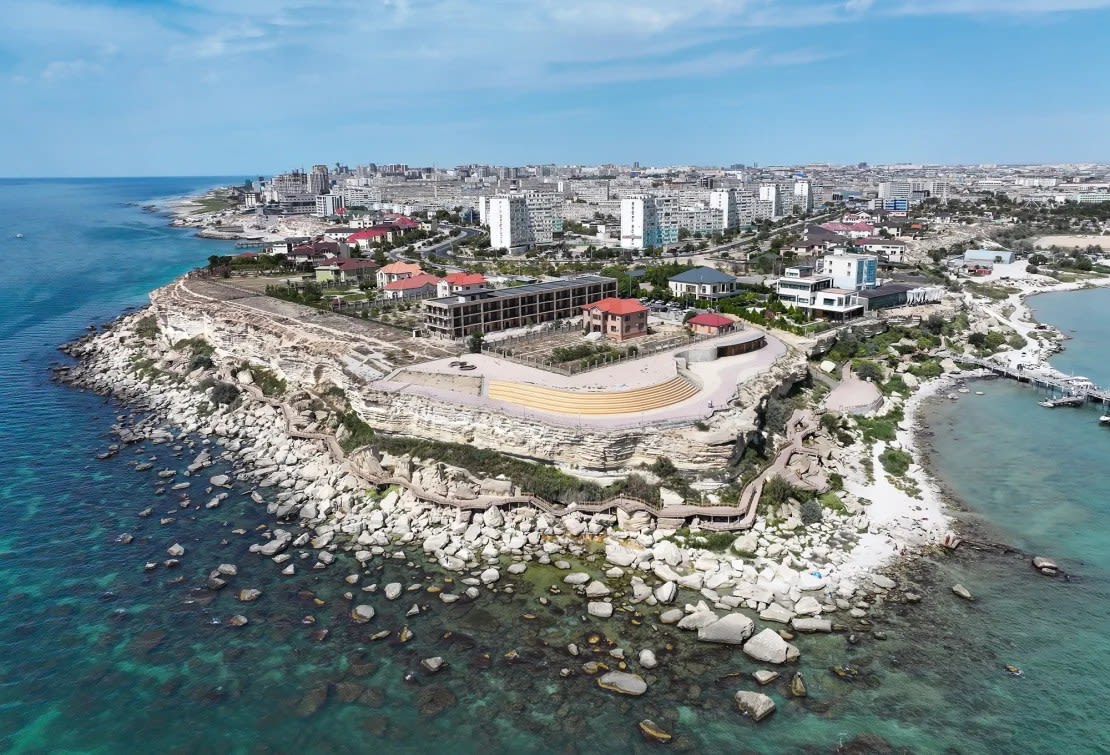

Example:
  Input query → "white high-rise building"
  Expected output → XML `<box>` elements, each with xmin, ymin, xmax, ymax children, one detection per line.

<box><xmin>793</xmin><ymin>180</ymin><xmax>813</xmax><ymax>212</ymax></box>
<box><xmin>314</xmin><ymin>194</ymin><xmax>345</xmax><ymax>217</ymax></box>
<box><xmin>489</xmin><ymin>195</ymin><xmax>531</xmax><ymax>250</ymax></box>
<box><xmin>620</xmin><ymin>195</ymin><xmax>723</xmax><ymax>249</ymax></box>
<box><xmin>710</xmin><ymin>189</ymin><xmax>739</xmax><ymax>231</ymax></box>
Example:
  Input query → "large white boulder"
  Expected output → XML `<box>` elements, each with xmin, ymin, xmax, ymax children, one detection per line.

<box><xmin>697</xmin><ymin>613</ymin><xmax>755</xmax><ymax>645</ymax></box>
<box><xmin>735</xmin><ymin>691</ymin><xmax>776</xmax><ymax>722</ymax></box>
<box><xmin>743</xmin><ymin>628</ymin><xmax>800</xmax><ymax>664</ymax></box>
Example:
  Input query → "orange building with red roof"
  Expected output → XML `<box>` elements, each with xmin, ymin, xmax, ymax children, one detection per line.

<box><xmin>686</xmin><ymin>312</ymin><xmax>736</xmax><ymax>336</ymax></box>
<box><xmin>582</xmin><ymin>297</ymin><xmax>649</xmax><ymax>342</ymax></box>
<box><xmin>383</xmin><ymin>273</ymin><xmax>441</xmax><ymax>300</ymax></box>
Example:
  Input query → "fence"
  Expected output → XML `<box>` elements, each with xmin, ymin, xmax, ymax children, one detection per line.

<box><xmin>482</xmin><ymin>323</ymin><xmax>726</xmax><ymax>376</ymax></box>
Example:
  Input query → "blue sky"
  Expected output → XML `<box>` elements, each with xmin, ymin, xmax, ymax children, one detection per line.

<box><xmin>3</xmin><ymin>0</ymin><xmax>1110</xmax><ymax>176</ymax></box>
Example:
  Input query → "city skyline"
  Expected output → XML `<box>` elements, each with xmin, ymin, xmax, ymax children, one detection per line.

<box><xmin>4</xmin><ymin>0</ymin><xmax>1110</xmax><ymax>176</ymax></box>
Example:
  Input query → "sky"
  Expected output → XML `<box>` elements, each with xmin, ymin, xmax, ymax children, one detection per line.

<box><xmin>3</xmin><ymin>0</ymin><xmax>1110</xmax><ymax>176</ymax></box>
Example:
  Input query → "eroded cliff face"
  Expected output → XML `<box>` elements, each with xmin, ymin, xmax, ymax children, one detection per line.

<box><xmin>150</xmin><ymin>279</ymin><xmax>808</xmax><ymax>472</ymax></box>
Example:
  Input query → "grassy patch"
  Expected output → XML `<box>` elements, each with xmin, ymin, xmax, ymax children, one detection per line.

<box><xmin>854</xmin><ymin>407</ymin><xmax>904</xmax><ymax>443</ymax></box>
<box><xmin>338</xmin><ymin>411</ymin><xmax>377</xmax><ymax>453</ymax></box>
<box><xmin>818</xmin><ymin>491</ymin><xmax>847</xmax><ymax>514</ymax></box>
<box><xmin>964</xmin><ymin>282</ymin><xmax>1011</xmax><ymax>301</ymax></box>
<box><xmin>369</xmin><ymin>434</ymin><xmax>633</xmax><ymax>505</ymax></box>
<box><xmin>134</xmin><ymin>315</ymin><xmax>159</xmax><ymax>340</ymax></box>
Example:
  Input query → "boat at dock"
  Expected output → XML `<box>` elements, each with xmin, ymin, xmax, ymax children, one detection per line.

<box><xmin>1039</xmin><ymin>395</ymin><xmax>1086</xmax><ymax>408</ymax></box>
<box><xmin>1100</xmin><ymin>415</ymin><xmax>1110</xmax><ymax>425</ymax></box>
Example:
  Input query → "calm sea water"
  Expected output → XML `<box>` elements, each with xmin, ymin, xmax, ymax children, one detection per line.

<box><xmin>1</xmin><ymin>179</ymin><xmax>1107</xmax><ymax>754</ymax></box>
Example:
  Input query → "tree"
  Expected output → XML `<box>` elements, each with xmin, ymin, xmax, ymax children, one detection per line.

<box><xmin>467</xmin><ymin>331</ymin><xmax>484</xmax><ymax>353</ymax></box>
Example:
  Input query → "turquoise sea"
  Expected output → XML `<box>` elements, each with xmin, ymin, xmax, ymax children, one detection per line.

<box><xmin>1</xmin><ymin>178</ymin><xmax>1109</xmax><ymax>754</ymax></box>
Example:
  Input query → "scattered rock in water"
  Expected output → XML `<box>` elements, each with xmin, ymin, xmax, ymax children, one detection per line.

<box><xmin>952</xmin><ymin>583</ymin><xmax>974</xmax><ymax>601</ymax></box>
<box><xmin>167</xmin><ymin>543</ymin><xmax>185</xmax><ymax>558</ymax></box>
<box><xmin>659</xmin><ymin>608</ymin><xmax>683</xmax><ymax>625</ymax></box>
<box><xmin>588</xmin><ymin>601</ymin><xmax>614</xmax><ymax>619</ymax></box>
<box><xmin>295</xmin><ymin>685</ymin><xmax>329</xmax><ymax>718</ymax></box>
<box><xmin>117</xmin><ymin>533</ymin><xmax>134</xmax><ymax>545</ymax></box>
<box><xmin>638</xmin><ymin>719</ymin><xmax>673</xmax><ymax>744</ymax></box>
<box><xmin>753</xmin><ymin>670</ymin><xmax>779</xmax><ymax>686</ymax></box>
<box><xmin>479</xmin><ymin>568</ymin><xmax>500</xmax><ymax>585</ymax></box>
<box><xmin>697</xmin><ymin>613</ymin><xmax>755</xmax><ymax>645</ymax></box>
<box><xmin>399</xmin><ymin>626</ymin><xmax>413</xmax><ymax>643</ymax></box>
<box><xmin>1032</xmin><ymin>556</ymin><xmax>1058</xmax><ymax>576</ymax></box>
<box><xmin>743</xmin><ymin>628</ymin><xmax>801</xmax><ymax>664</ymax></box>
<box><xmin>384</xmin><ymin>583</ymin><xmax>402</xmax><ymax>601</ymax></box>
<box><xmin>638</xmin><ymin>649</ymin><xmax>658</xmax><ymax>670</ymax></box>
<box><xmin>351</xmin><ymin>605</ymin><xmax>375</xmax><ymax>623</ymax></box>
<box><xmin>421</xmin><ymin>657</ymin><xmax>445</xmax><ymax>673</ymax></box>
<box><xmin>790</xmin><ymin>672</ymin><xmax>807</xmax><ymax>698</ymax></box>
<box><xmin>237</xmin><ymin>588</ymin><xmax>262</xmax><ymax>602</ymax></box>
<box><xmin>585</xmin><ymin>580</ymin><xmax>611</xmax><ymax>598</ymax></box>
<box><xmin>227</xmin><ymin>614</ymin><xmax>249</xmax><ymax>627</ymax></box>
<box><xmin>735</xmin><ymin>690</ymin><xmax>776</xmax><ymax>722</ymax></box>
<box><xmin>597</xmin><ymin>671</ymin><xmax>647</xmax><ymax>696</ymax></box>
<box><xmin>564</xmin><ymin>572</ymin><xmax>590</xmax><ymax>585</ymax></box>
<box><xmin>416</xmin><ymin>685</ymin><xmax>457</xmax><ymax>718</ymax></box>
<box><xmin>507</xmin><ymin>563</ymin><xmax>527</xmax><ymax>575</ymax></box>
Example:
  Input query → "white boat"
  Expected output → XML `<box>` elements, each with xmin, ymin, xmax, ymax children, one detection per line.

<box><xmin>1100</xmin><ymin>415</ymin><xmax>1110</xmax><ymax>425</ymax></box>
<box><xmin>15</xmin><ymin>233</ymin><xmax>23</xmax><ymax>238</ymax></box>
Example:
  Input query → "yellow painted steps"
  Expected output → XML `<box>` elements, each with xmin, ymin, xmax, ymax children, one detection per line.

<box><xmin>486</xmin><ymin>375</ymin><xmax>699</xmax><ymax>415</ymax></box>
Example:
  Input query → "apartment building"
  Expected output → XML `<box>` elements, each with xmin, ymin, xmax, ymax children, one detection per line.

<box><xmin>619</xmin><ymin>195</ymin><xmax>724</xmax><ymax>249</ymax></box>
<box><xmin>314</xmin><ymin>194</ymin><xmax>345</xmax><ymax>217</ymax></box>
<box><xmin>309</xmin><ymin>164</ymin><xmax>330</xmax><ymax>195</ymax></box>
<box><xmin>422</xmin><ymin>275</ymin><xmax>617</xmax><ymax>339</ymax></box>
<box><xmin>485</xmin><ymin>191</ymin><xmax>563</xmax><ymax>250</ymax></box>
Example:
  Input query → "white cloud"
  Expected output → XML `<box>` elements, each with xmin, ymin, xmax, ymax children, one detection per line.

<box><xmin>41</xmin><ymin>59</ymin><xmax>101</xmax><ymax>81</ymax></box>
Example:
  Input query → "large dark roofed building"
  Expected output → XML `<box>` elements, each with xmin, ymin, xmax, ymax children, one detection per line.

<box><xmin>422</xmin><ymin>275</ymin><xmax>617</xmax><ymax>339</ymax></box>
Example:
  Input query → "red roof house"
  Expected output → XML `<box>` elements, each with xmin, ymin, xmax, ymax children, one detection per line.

<box><xmin>582</xmin><ymin>297</ymin><xmax>649</xmax><ymax>341</ymax></box>
<box><xmin>382</xmin><ymin>273</ymin><xmax>441</xmax><ymax>300</ymax></box>
<box><xmin>687</xmin><ymin>312</ymin><xmax>736</xmax><ymax>335</ymax></box>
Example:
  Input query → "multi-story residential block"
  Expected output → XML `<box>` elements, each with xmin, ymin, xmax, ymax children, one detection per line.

<box><xmin>485</xmin><ymin>191</ymin><xmax>563</xmax><ymax>250</ymax></box>
<box><xmin>314</xmin><ymin>193</ymin><xmax>345</xmax><ymax>217</ymax></box>
<box><xmin>309</xmin><ymin>164</ymin><xmax>331</xmax><ymax>195</ymax></box>
<box><xmin>489</xmin><ymin>194</ymin><xmax>530</xmax><ymax>250</ymax></box>
<box><xmin>422</xmin><ymin>275</ymin><xmax>617</xmax><ymax>339</ymax></box>
<box><xmin>710</xmin><ymin>189</ymin><xmax>739</xmax><ymax>230</ymax></box>
<box><xmin>794</xmin><ymin>179</ymin><xmax>813</xmax><ymax>212</ymax></box>
<box><xmin>620</xmin><ymin>195</ymin><xmax>724</xmax><ymax>249</ymax></box>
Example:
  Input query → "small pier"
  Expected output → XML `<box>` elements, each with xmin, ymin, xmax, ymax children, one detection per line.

<box><xmin>942</xmin><ymin>352</ymin><xmax>1110</xmax><ymax>405</ymax></box>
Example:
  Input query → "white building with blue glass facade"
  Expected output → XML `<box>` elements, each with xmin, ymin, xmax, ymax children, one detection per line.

<box><xmin>817</xmin><ymin>250</ymin><xmax>878</xmax><ymax>290</ymax></box>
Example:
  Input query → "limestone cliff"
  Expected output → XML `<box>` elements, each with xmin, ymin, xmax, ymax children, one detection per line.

<box><xmin>149</xmin><ymin>277</ymin><xmax>808</xmax><ymax>472</ymax></box>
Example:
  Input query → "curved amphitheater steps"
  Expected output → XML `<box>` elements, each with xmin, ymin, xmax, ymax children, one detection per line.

<box><xmin>486</xmin><ymin>375</ymin><xmax>699</xmax><ymax>415</ymax></box>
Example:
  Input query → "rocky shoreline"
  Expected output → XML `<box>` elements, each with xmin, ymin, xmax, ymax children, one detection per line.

<box><xmin>52</xmin><ymin>298</ymin><xmax>948</xmax><ymax>733</ymax></box>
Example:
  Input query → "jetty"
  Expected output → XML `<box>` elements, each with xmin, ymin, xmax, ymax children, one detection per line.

<box><xmin>941</xmin><ymin>352</ymin><xmax>1110</xmax><ymax>406</ymax></box>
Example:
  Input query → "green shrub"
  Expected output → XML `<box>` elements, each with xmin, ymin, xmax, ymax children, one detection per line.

<box><xmin>694</xmin><ymin>531</ymin><xmax>738</xmax><ymax>551</ymax></box>
<box><xmin>827</xmin><ymin>472</ymin><xmax>844</xmax><ymax>491</ymax></box>
<box><xmin>651</xmin><ymin>456</ymin><xmax>678</xmax><ymax>478</ymax></box>
<box><xmin>800</xmin><ymin>498</ymin><xmax>823</xmax><ymax>525</ymax></box>
<box><xmin>854</xmin><ymin>407</ymin><xmax>903</xmax><ymax>443</ymax></box>
<box><xmin>210</xmin><ymin>381</ymin><xmax>240</xmax><ymax>405</ymax></box>
<box><xmin>760</xmin><ymin>475</ymin><xmax>799</xmax><ymax>508</ymax></box>
<box><xmin>189</xmin><ymin>353</ymin><xmax>214</xmax><ymax>371</ymax></box>
<box><xmin>879</xmin><ymin>448</ymin><xmax>913</xmax><ymax>477</ymax></box>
